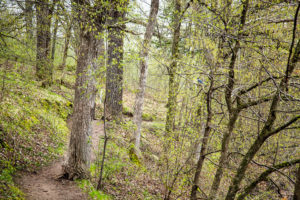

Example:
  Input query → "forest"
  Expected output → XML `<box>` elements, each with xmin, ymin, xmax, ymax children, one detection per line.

<box><xmin>0</xmin><ymin>0</ymin><xmax>300</xmax><ymax>199</ymax></box>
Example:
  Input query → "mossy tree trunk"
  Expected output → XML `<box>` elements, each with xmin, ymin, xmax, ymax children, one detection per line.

<box><xmin>165</xmin><ymin>0</ymin><xmax>181</xmax><ymax>135</ymax></box>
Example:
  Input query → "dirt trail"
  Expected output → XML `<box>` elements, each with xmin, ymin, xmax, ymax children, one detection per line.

<box><xmin>16</xmin><ymin>120</ymin><xmax>104</xmax><ymax>200</ymax></box>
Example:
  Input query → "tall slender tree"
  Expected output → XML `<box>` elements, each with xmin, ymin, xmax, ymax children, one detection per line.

<box><xmin>165</xmin><ymin>0</ymin><xmax>182</xmax><ymax>134</ymax></box>
<box><xmin>133</xmin><ymin>0</ymin><xmax>159</xmax><ymax>150</ymax></box>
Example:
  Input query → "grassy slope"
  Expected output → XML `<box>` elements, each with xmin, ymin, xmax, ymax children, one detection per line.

<box><xmin>0</xmin><ymin>64</ymin><xmax>72</xmax><ymax>199</ymax></box>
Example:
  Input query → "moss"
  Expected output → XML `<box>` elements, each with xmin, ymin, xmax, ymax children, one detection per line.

<box><xmin>128</xmin><ymin>144</ymin><xmax>143</xmax><ymax>166</ymax></box>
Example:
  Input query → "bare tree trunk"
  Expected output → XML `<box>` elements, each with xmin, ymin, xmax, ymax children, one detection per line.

<box><xmin>62</xmin><ymin>0</ymin><xmax>94</xmax><ymax>180</ymax></box>
<box><xmin>133</xmin><ymin>0</ymin><xmax>159</xmax><ymax>149</ymax></box>
<box><xmin>165</xmin><ymin>0</ymin><xmax>181</xmax><ymax>135</ymax></box>
<box><xmin>105</xmin><ymin>0</ymin><xmax>128</xmax><ymax>122</ymax></box>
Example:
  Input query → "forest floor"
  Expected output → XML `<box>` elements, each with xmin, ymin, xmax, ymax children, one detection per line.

<box><xmin>15</xmin><ymin>120</ymin><xmax>104</xmax><ymax>200</ymax></box>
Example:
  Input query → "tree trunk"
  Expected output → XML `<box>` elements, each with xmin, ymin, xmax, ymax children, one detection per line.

<box><xmin>105</xmin><ymin>0</ymin><xmax>128</xmax><ymax>122</ymax></box>
<box><xmin>165</xmin><ymin>0</ymin><xmax>181</xmax><ymax>135</ymax></box>
<box><xmin>133</xmin><ymin>0</ymin><xmax>159</xmax><ymax>149</ymax></box>
<box><xmin>62</xmin><ymin>0</ymin><xmax>94</xmax><ymax>180</ymax></box>
<box><xmin>191</xmin><ymin>75</ymin><xmax>214</xmax><ymax>200</ymax></box>
<box><xmin>208</xmin><ymin>1</ymin><xmax>249</xmax><ymax>198</ymax></box>
<box><xmin>36</xmin><ymin>0</ymin><xmax>55</xmax><ymax>87</ymax></box>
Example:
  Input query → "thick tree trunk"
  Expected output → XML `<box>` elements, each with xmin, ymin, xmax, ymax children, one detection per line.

<box><xmin>105</xmin><ymin>0</ymin><xmax>128</xmax><ymax>122</ymax></box>
<box><xmin>133</xmin><ymin>0</ymin><xmax>159</xmax><ymax>149</ymax></box>
<box><xmin>36</xmin><ymin>0</ymin><xmax>55</xmax><ymax>87</ymax></box>
<box><xmin>190</xmin><ymin>76</ymin><xmax>214</xmax><ymax>200</ymax></box>
<box><xmin>63</xmin><ymin>30</ymin><xmax>93</xmax><ymax>180</ymax></box>
<box><xmin>165</xmin><ymin>0</ymin><xmax>181</xmax><ymax>135</ymax></box>
<box><xmin>63</xmin><ymin>0</ymin><xmax>94</xmax><ymax>180</ymax></box>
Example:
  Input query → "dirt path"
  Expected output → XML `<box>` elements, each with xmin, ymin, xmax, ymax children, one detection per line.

<box><xmin>16</xmin><ymin>120</ymin><xmax>104</xmax><ymax>200</ymax></box>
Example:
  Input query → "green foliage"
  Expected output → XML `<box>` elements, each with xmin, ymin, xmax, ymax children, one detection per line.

<box><xmin>77</xmin><ymin>179</ymin><xmax>111</xmax><ymax>200</ymax></box>
<box><xmin>0</xmin><ymin>163</ymin><xmax>24</xmax><ymax>200</ymax></box>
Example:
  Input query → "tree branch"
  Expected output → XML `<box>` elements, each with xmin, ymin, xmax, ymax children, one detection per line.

<box><xmin>237</xmin><ymin>159</ymin><xmax>300</xmax><ymax>200</ymax></box>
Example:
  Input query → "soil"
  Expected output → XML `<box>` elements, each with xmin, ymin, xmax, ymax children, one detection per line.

<box><xmin>15</xmin><ymin>120</ymin><xmax>104</xmax><ymax>200</ymax></box>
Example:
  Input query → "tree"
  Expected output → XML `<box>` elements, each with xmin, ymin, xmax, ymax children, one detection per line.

<box><xmin>25</xmin><ymin>0</ymin><xmax>33</xmax><ymax>39</ymax></box>
<box><xmin>35</xmin><ymin>0</ymin><xmax>57</xmax><ymax>87</ymax></box>
<box><xmin>105</xmin><ymin>0</ymin><xmax>128</xmax><ymax>121</ymax></box>
<box><xmin>63</xmin><ymin>0</ymin><xmax>105</xmax><ymax>179</ymax></box>
<box><xmin>165</xmin><ymin>0</ymin><xmax>182</xmax><ymax>134</ymax></box>
<box><xmin>208</xmin><ymin>1</ymin><xmax>250</xmax><ymax>198</ymax></box>
<box><xmin>133</xmin><ymin>0</ymin><xmax>159</xmax><ymax>150</ymax></box>
<box><xmin>225</xmin><ymin>3</ymin><xmax>300</xmax><ymax>199</ymax></box>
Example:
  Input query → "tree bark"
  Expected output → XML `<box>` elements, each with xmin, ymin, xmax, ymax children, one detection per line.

<box><xmin>133</xmin><ymin>0</ymin><xmax>159</xmax><ymax>149</ymax></box>
<box><xmin>105</xmin><ymin>0</ymin><xmax>128</xmax><ymax>122</ymax></box>
<box><xmin>165</xmin><ymin>0</ymin><xmax>181</xmax><ymax>135</ymax></box>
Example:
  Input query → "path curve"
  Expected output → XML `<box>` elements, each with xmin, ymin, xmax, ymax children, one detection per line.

<box><xmin>16</xmin><ymin>120</ymin><xmax>104</xmax><ymax>200</ymax></box>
